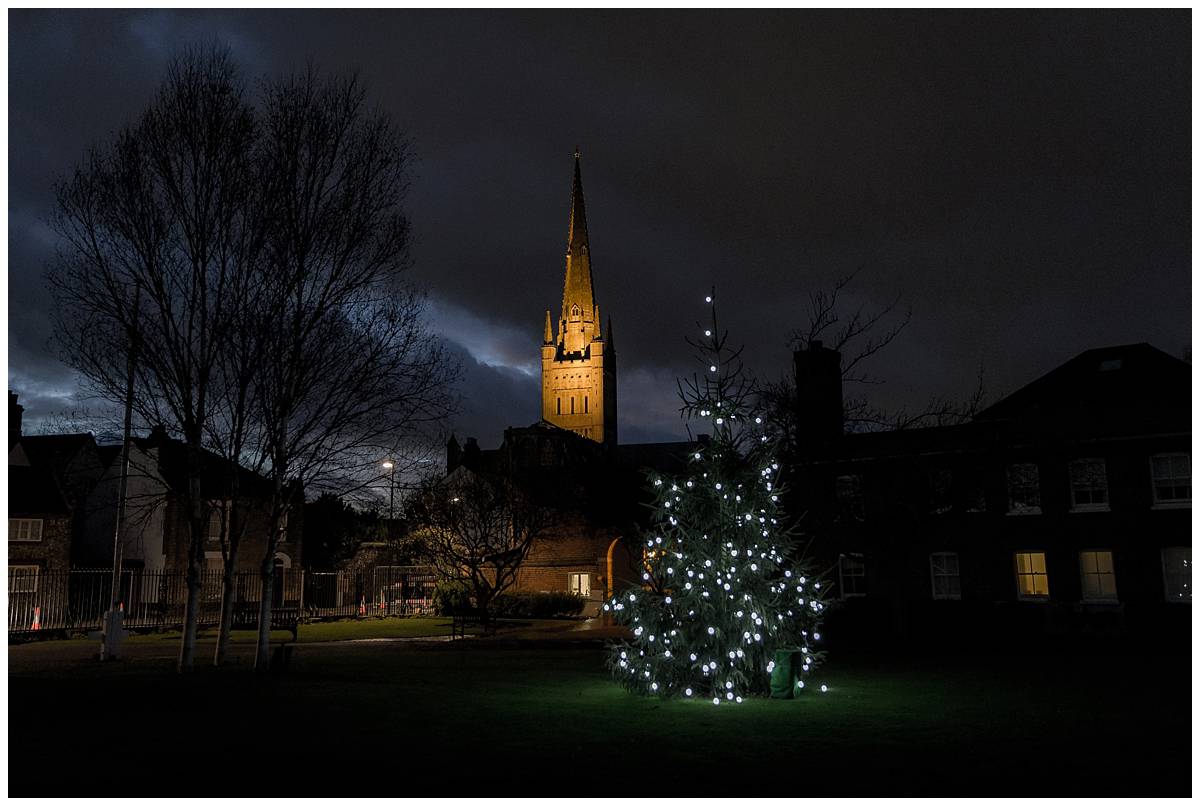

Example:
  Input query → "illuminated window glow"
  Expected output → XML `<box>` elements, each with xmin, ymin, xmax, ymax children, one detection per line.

<box><xmin>568</xmin><ymin>572</ymin><xmax>591</xmax><ymax>597</ymax></box>
<box><xmin>1015</xmin><ymin>551</ymin><xmax>1049</xmax><ymax>599</ymax></box>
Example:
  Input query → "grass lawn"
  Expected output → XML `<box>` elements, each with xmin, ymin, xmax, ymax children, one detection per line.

<box><xmin>7</xmin><ymin>638</ymin><xmax>1189</xmax><ymax>796</ymax></box>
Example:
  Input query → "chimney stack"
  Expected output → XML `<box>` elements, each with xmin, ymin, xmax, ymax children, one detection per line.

<box><xmin>446</xmin><ymin>434</ymin><xmax>462</xmax><ymax>473</ymax></box>
<box><xmin>8</xmin><ymin>391</ymin><xmax>23</xmax><ymax>449</ymax></box>
<box><xmin>462</xmin><ymin>437</ymin><xmax>481</xmax><ymax>471</ymax></box>
<box><xmin>793</xmin><ymin>340</ymin><xmax>843</xmax><ymax>449</ymax></box>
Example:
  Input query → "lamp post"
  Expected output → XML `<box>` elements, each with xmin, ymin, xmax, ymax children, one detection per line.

<box><xmin>382</xmin><ymin>460</ymin><xmax>395</xmax><ymax>521</ymax></box>
<box><xmin>381</xmin><ymin>460</ymin><xmax>396</xmax><ymax>615</ymax></box>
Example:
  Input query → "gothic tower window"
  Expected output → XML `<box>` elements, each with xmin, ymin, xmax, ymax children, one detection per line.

<box><xmin>584</xmin><ymin>395</ymin><xmax>589</xmax><ymax>414</ymax></box>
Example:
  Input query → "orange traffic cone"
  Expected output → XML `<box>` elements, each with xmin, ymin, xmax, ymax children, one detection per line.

<box><xmin>358</xmin><ymin>596</ymin><xmax>366</xmax><ymax>617</ymax></box>
<box><xmin>31</xmin><ymin>606</ymin><xmax>41</xmax><ymax>631</ymax></box>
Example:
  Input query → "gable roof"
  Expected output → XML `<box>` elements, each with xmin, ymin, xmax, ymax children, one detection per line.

<box><xmin>975</xmin><ymin>343</ymin><xmax>1189</xmax><ymax>437</ymax></box>
<box><xmin>9</xmin><ymin>465</ymin><xmax>71</xmax><ymax>515</ymax></box>
<box><xmin>18</xmin><ymin>433</ymin><xmax>97</xmax><ymax>473</ymax></box>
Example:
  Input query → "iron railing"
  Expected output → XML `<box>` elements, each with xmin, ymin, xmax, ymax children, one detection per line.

<box><xmin>7</xmin><ymin>566</ymin><xmax>436</xmax><ymax>635</ymax></box>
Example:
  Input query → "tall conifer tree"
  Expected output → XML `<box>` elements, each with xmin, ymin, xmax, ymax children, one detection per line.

<box><xmin>606</xmin><ymin>291</ymin><xmax>828</xmax><ymax>703</ymax></box>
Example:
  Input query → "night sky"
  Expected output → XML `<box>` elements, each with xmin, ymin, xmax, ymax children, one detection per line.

<box><xmin>8</xmin><ymin>10</ymin><xmax>1191</xmax><ymax>447</ymax></box>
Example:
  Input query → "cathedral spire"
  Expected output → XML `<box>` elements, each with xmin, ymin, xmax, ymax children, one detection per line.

<box><xmin>561</xmin><ymin>149</ymin><xmax>596</xmax><ymax>340</ymax></box>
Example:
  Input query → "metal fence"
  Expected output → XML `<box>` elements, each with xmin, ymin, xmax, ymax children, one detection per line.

<box><xmin>7</xmin><ymin>566</ymin><xmax>436</xmax><ymax>635</ymax></box>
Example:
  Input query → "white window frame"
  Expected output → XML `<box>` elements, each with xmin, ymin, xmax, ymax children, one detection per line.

<box><xmin>1161</xmin><ymin>547</ymin><xmax>1191</xmax><ymax>603</ymax></box>
<box><xmin>1150</xmin><ymin>453</ymin><xmax>1190</xmax><ymax>508</ymax></box>
<box><xmin>839</xmin><ymin>553</ymin><xmax>866</xmax><ymax>599</ymax></box>
<box><xmin>1014</xmin><ymin>551</ymin><xmax>1049</xmax><ymax>601</ymax></box>
<box><xmin>929</xmin><ymin>552</ymin><xmax>961</xmax><ymax>600</ymax></box>
<box><xmin>8</xmin><ymin>518</ymin><xmax>44</xmax><ymax>543</ymax></box>
<box><xmin>1078</xmin><ymin>549</ymin><xmax>1118</xmax><ymax>603</ymax></box>
<box><xmin>8</xmin><ymin>565</ymin><xmax>39</xmax><ymax>594</ymax></box>
<box><xmin>1006</xmin><ymin>464</ymin><xmax>1042</xmax><ymax>515</ymax></box>
<box><xmin>568</xmin><ymin>572</ymin><xmax>590</xmax><ymax>597</ymax></box>
<box><xmin>1068</xmin><ymin>458</ymin><xmax>1110</xmax><ymax>512</ymax></box>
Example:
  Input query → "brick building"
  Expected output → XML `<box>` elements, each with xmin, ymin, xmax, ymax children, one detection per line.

<box><xmin>786</xmin><ymin>341</ymin><xmax>1191</xmax><ymax>644</ymax></box>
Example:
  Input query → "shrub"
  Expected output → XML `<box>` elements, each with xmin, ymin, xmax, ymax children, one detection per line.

<box><xmin>432</xmin><ymin>581</ymin><xmax>474</xmax><ymax>616</ymax></box>
<box><xmin>490</xmin><ymin>591</ymin><xmax>587</xmax><ymax>619</ymax></box>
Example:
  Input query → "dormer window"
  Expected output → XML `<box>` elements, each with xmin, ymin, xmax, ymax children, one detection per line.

<box><xmin>571</xmin><ymin>304</ymin><xmax>581</xmax><ymax>317</ymax></box>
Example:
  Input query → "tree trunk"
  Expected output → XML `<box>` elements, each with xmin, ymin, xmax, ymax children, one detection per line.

<box><xmin>213</xmin><ymin>540</ymin><xmax>240</xmax><ymax>667</ymax></box>
<box><xmin>178</xmin><ymin>543</ymin><xmax>203</xmax><ymax>672</ymax></box>
<box><xmin>177</xmin><ymin>456</ymin><xmax>205</xmax><ymax>673</ymax></box>
<box><xmin>253</xmin><ymin>553</ymin><xmax>275</xmax><ymax>672</ymax></box>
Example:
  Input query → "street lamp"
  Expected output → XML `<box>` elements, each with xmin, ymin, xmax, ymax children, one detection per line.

<box><xmin>381</xmin><ymin>460</ymin><xmax>395</xmax><ymax>521</ymax></box>
<box><xmin>381</xmin><ymin>460</ymin><xmax>397</xmax><ymax>615</ymax></box>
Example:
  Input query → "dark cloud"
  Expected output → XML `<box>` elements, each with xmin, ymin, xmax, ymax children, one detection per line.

<box><xmin>8</xmin><ymin>10</ymin><xmax>1191</xmax><ymax>442</ymax></box>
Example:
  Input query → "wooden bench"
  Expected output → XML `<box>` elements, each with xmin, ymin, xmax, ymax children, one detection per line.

<box><xmin>232</xmin><ymin>603</ymin><xmax>300</xmax><ymax>643</ymax></box>
<box><xmin>451</xmin><ymin>609</ymin><xmax>494</xmax><ymax>639</ymax></box>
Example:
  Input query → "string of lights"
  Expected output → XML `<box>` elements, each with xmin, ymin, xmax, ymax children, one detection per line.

<box><xmin>605</xmin><ymin>290</ymin><xmax>829</xmax><ymax>704</ymax></box>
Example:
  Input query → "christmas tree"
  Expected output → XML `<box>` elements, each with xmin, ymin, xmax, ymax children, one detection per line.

<box><xmin>605</xmin><ymin>290</ymin><xmax>828</xmax><ymax>704</ymax></box>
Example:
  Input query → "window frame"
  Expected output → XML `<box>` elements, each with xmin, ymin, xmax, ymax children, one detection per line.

<box><xmin>1160</xmin><ymin>547</ymin><xmax>1191</xmax><ymax>603</ymax></box>
<box><xmin>8</xmin><ymin>518</ymin><xmax>44</xmax><ymax>543</ymax></box>
<box><xmin>1006</xmin><ymin>463</ymin><xmax>1042</xmax><ymax>516</ymax></box>
<box><xmin>929</xmin><ymin>552</ymin><xmax>962</xmax><ymax>600</ymax></box>
<box><xmin>1013</xmin><ymin>550</ymin><xmax>1050</xmax><ymax>601</ymax></box>
<box><xmin>838</xmin><ymin>552</ymin><xmax>867</xmax><ymax>599</ymax></box>
<box><xmin>1150</xmin><ymin>453</ymin><xmax>1191</xmax><ymax>508</ymax></box>
<box><xmin>1068</xmin><ymin>458</ymin><xmax>1110</xmax><ymax>512</ymax></box>
<box><xmin>8</xmin><ymin>565</ymin><xmax>39</xmax><ymax>594</ymax></box>
<box><xmin>567</xmin><ymin>572</ymin><xmax>591</xmax><ymax>597</ymax></box>
<box><xmin>206</xmin><ymin>500</ymin><xmax>231</xmax><ymax>543</ymax></box>
<box><xmin>1078</xmin><ymin>549</ymin><xmax>1118</xmax><ymax>603</ymax></box>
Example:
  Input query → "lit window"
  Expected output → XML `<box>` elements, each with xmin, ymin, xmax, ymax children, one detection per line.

<box><xmin>1069</xmin><ymin>459</ymin><xmax>1109</xmax><ymax>511</ymax></box>
<box><xmin>8</xmin><ymin>565</ymin><xmax>39</xmax><ymax>594</ymax></box>
<box><xmin>568</xmin><ymin>572</ymin><xmax>591</xmax><ymax>597</ymax></box>
<box><xmin>1161</xmin><ymin>547</ymin><xmax>1191</xmax><ymax>603</ymax></box>
<box><xmin>839</xmin><ymin>553</ymin><xmax>866</xmax><ymax>598</ymax></box>
<box><xmin>1079</xmin><ymin>550</ymin><xmax>1118</xmax><ymax>602</ymax></box>
<box><xmin>1151</xmin><ymin>454</ymin><xmax>1190</xmax><ymax>506</ymax></box>
<box><xmin>1006</xmin><ymin>464</ymin><xmax>1041</xmax><ymax>514</ymax></box>
<box><xmin>8</xmin><ymin>519</ymin><xmax>43</xmax><ymax>543</ymax></box>
<box><xmin>930</xmin><ymin>552</ymin><xmax>961</xmax><ymax>600</ymax></box>
<box><xmin>836</xmin><ymin>475</ymin><xmax>865</xmax><ymax>520</ymax></box>
<box><xmin>1014</xmin><ymin>551</ymin><xmax>1049</xmax><ymax>600</ymax></box>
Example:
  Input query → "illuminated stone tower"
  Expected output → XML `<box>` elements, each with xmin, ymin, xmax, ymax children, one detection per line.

<box><xmin>541</xmin><ymin>150</ymin><xmax>617</xmax><ymax>445</ymax></box>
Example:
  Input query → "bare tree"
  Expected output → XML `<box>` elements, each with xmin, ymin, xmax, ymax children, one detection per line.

<box><xmin>245</xmin><ymin>67</ymin><xmax>458</xmax><ymax>671</ymax></box>
<box><xmin>761</xmin><ymin>269</ymin><xmax>987</xmax><ymax>444</ymax></box>
<box><xmin>49</xmin><ymin>46</ymin><xmax>259</xmax><ymax>672</ymax></box>
<box><xmin>409</xmin><ymin>470</ymin><xmax>556</xmax><ymax>622</ymax></box>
